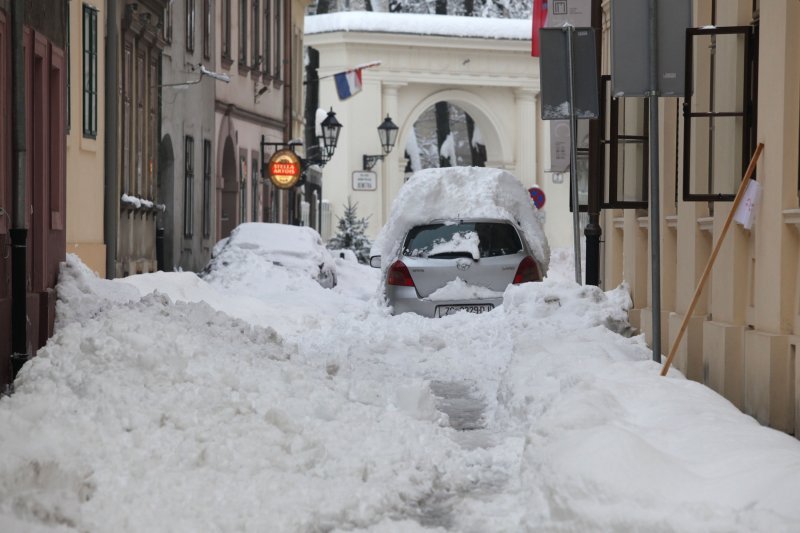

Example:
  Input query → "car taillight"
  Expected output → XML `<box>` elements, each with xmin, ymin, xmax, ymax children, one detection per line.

<box><xmin>513</xmin><ymin>256</ymin><xmax>541</xmax><ymax>284</ymax></box>
<box><xmin>387</xmin><ymin>260</ymin><xmax>416</xmax><ymax>287</ymax></box>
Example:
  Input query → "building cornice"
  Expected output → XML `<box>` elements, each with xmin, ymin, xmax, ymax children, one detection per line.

<box><xmin>215</xmin><ymin>102</ymin><xmax>285</xmax><ymax>131</ymax></box>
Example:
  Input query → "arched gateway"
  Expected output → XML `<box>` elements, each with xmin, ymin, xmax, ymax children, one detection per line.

<box><xmin>305</xmin><ymin>12</ymin><xmax>571</xmax><ymax>247</ymax></box>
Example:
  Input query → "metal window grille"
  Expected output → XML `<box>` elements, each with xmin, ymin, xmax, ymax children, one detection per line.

<box><xmin>222</xmin><ymin>0</ymin><xmax>231</xmax><ymax>59</ymax></box>
<box><xmin>184</xmin><ymin>136</ymin><xmax>195</xmax><ymax>238</ymax></box>
<box><xmin>186</xmin><ymin>0</ymin><xmax>195</xmax><ymax>52</ymax></box>
<box><xmin>239</xmin><ymin>0</ymin><xmax>247</xmax><ymax>65</ymax></box>
<box><xmin>203</xmin><ymin>0</ymin><xmax>211</xmax><ymax>59</ymax></box>
<box><xmin>82</xmin><ymin>4</ymin><xmax>97</xmax><ymax>138</ymax></box>
<box><xmin>252</xmin><ymin>157</ymin><xmax>259</xmax><ymax>221</ymax></box>
<box><xmin>263</xmin><ymin>0</ymin><xmax>271</xmax><ymax>76</ymax></box>
<box><xmin>203</xmin><ymin>140</ymin><xmax>211</xmax><ymax>238</ymax></box>
<box><xmin>252</xmin><ymin>0</ymin><xmax>259</xmax><ymax>68</ymax></box>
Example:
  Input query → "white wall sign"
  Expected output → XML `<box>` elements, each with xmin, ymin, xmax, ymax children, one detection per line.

<box><xmin>352</xmin><ymin>171</ymin><xmax>377</xmax><ymax>191</ymax></box>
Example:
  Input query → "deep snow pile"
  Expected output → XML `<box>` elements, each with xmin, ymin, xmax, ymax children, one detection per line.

<box><xmin>1</xmin><ymin>252</ymin><xmax>800</xmax><ymax>531</ymax></box>
<box><xmin>370</xmin><ymin>167</ymin><xmax>550</xmax><ymax>276</ymax></box>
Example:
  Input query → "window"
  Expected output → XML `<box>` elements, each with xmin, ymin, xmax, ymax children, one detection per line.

<box><xmin>263</xmin><ymin>0</ymin><xmax>271</xmax><ymax>76</ymax></box>
<box><xmin>599</xmin><ymin>76</ymin><xmax>649</xmax><ymax>209</ymax></box>
<box><xmin>273</xmin><ymin>0</ymin><xmax>281</xmax><ymax>80</ymax></box>
<box><xmin>82</xmin><ymin>4</ymin><xmax>97</xmax><ymax>138</ymax></box>
<box><xmin>122</xmin><ymin>43</ymin><xmax>132</xmax><ymax>193</ymax></box>
<box><xmin>402</xmin><ymin>223</ymin><xmax>523</xmax><ymax>259</ymax></box>
<box><xmin>203</xmin><ymin>140</ymin><xmax>211</xmax><ymax>238</ymax></box>
<box><xmin>136</xmin><ymin>53</ymin><xmax>145</xmax><ymax>195</ymax></box>
<box><xmin>252</xmin><ymin>0</ymin><xmax>259</xmax><ymax>69</ymax></box>
<box><xmin>149</xmin><ymin>54</ymin><xmax>158</xmax><ymax>199</ymax></box>
<box><xmin>163</xmin><ymin>2</ymin><xmax>173</xmax><ymax>43</ymax></box>
<box><xmin>203</xmin><ymin>0</ymin><xmax>211</xmax><ymax>59</ymax></box>
<box><xmin>222</xmin><ymin>0</ymin><xmax>231</xmax><ymax>59</ymax></box>
<box><xmin>66</xmin><ymin>4</ymin><xmax>70</xmax><ymax>131</ymax></box>
<box><xmin>252</xmin><ymin>156</ymin><xmax>259</xmax><ymax>221</ymax></box>
<box><xmin>239</xmin><ymin>0</ymin><xmax>247</xmax><ymax>65</ymax></box>
<box><xmin>683</xmin><ymin>26</ymin><xmax>754</xmax><ymax>201</ymax></box>
<box><xmin>186</xmin><ymin>0</ymin><xmax>195</xmax><ymax>52</ymax></box>
<box><xmin>239</xmin><ymin>154</ymin><xmax>247</xmax><ymax>222</ymax></box>
<box><xmin>184</xmin><ymin>136</ymin><xmax>195</xmax><ymax>238</ymax></box>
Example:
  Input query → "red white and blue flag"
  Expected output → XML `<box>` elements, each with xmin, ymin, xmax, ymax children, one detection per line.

<box><xmin>334</xmin><ymin>69</ymin><xmax>363</xmax><ymax>100</ymax></box>
<box><xmin>531</xmin><ymin>1</ymin><xmax>548</xmax><ymax>57</ymax></box>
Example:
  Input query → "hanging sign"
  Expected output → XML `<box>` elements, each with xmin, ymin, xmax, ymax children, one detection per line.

<box><xmin>268</xmin><ymin>149</ymin><xmax>302</xmax><ymax>189</ymax></box>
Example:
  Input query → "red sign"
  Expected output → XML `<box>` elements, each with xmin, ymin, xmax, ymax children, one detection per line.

<box><xmin>268</xmin><ymin>149</ymin><xmax>302</xmax><ymax>189</ymax></box>
<box><xmin>529</xmin><ymin>186</ymin><xmax>546</xmax><ymax>209</ymax></box>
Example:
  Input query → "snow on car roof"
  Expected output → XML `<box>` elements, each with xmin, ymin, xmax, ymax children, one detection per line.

<box><xmin>370</xmin><ymin>167</ymin><xmax>550</xmax><ymax>274</ymax></box>
<box><xmin>231</xmin><ymin>222</ymin><xmax>327</xmax><ymax>258</ymax></box>
<box><xmin>204</xmin><ymin>223</ymin><xmax>335</xmax><ymax>287</ymax></box>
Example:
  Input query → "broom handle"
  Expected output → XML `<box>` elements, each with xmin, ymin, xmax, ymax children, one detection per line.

<box><xmin>660</xmin><ymin>142</ymin><xmax>764</xmax><ymax>376</ymax></box>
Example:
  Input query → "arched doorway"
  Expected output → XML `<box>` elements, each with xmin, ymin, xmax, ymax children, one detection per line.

<box><xmin>220</xmin><ymin>137</ymin><xmax>238</xmax><ymax>239</ymax></box>
<box><xmin>157</xmin><ymin>135</ymin><xmax>175</xmax><ymax>270</ymax></box>
<box><xmin>404</xmin><ymin>102</ymin><xmax>487</xmax><ymax>171</ymax></box>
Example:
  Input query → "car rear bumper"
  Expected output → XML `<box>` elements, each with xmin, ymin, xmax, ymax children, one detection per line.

<box><xmin>386</xmin><ymin>285</ymin><xmax>503</xmax><ymax>318</ymax></box>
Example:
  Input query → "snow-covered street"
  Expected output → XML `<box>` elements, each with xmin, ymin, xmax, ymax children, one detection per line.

<box><xmin>1</xmin><ymin>247</ymin><xmax>800</xmax><ymax>532</ymax></box>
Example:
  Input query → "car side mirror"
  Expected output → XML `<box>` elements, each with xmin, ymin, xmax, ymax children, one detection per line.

<box><xmin>369</xmin><ymin>256</ymin><xmax>381</xmax><ymax>268</ymax></box>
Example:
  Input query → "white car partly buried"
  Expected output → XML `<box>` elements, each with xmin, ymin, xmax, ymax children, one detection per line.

<box><xmin>369</xmin><ymin>166</ymin><xmax>550</xmax><ymax>317</ymax></box>
<box><xmin>204</xmin><ymin>223</ymin><xmax>337</xmax><ymax>289</ymax></box>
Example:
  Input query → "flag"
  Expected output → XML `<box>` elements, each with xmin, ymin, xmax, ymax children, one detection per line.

<box><xmin>532</xmin><ymin>1</ymin><xmax>548</xmax><ymax>57</ymax></box>
<box><xmin>334</xmin><ymin>68</ymin><xmax>363</xmax><ymax>100</ymax></box>
<box><xmin>733</xmin><ymin>179</ymin><xmax>762</xmax><ymax>230</ymax></box>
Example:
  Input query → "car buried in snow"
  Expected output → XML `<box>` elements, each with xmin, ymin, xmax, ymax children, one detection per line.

<box><xmin>369</xmin><ymin>167</ymin><xmax>549</xmax><ymax>317</ymax></box>
<box><xmin>203</xmin><ymin>223</ymin><xmax>337</xmax><ymax>289</ymax></box>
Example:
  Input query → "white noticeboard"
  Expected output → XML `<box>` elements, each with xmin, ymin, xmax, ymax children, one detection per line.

<box><xmin>352</xmin><ymin>171</ymin><xmax>377</xmax><ymax>191</ymax></box>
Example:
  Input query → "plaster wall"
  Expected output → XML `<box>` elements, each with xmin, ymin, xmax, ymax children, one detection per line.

<box><xmin>66</xmin><ymin>0</ymin><xmax>107</xmax><ymax>277</ymax></box>
<box><xmin>161</xmin><ymin>0</ymin><xmax>217</xmax><ymax>272</ymax></box>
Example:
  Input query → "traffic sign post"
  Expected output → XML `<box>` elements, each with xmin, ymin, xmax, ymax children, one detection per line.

<box><xmin>611</xmin><ymin>0</ymin><xmax>692</xmax><ymax>364</ymax></box>
<box><xmin>539</xmin><ymin>26</ymin><xmax>599</xmax><ymax>286</ymax></box>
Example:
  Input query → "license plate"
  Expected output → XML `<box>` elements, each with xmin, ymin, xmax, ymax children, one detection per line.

<box><xmin>435</xmin><ymin>304</ymin><xmax>493</xmax><ymax>317</ymax></box>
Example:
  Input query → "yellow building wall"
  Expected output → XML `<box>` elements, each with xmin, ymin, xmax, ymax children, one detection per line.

<box><xmin>65</xmin><ymin>0</ymin><xmax>107</xmax><ymax>278</ymax></box>
<box><xmin>602</xmin><ymin>0</ymin><xmax>800</xmax><ymax>437</ymax></box>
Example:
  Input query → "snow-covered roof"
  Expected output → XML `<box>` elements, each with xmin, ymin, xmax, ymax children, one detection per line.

<box><xmin>305</xmin><ymin>12</ymin><xmax>532</xmax><ymax>40</ymax></box>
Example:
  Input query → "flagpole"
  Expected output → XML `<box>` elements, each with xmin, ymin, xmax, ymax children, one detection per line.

<box><xmin>304</xmin><ymin>61</ymin><xmax>382</xmax><ymax>84</ymax></box>
<box><xmin>660</xmin><ymin>143</ymin><xmax>764</xmax><ymax>377</ymax></box>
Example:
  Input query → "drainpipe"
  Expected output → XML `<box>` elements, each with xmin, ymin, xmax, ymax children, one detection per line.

<box><xmin>10</xmin><ymin>0</ymin><xmax>29</xmax><ymax>381</ymax></box>
<box><xmin>584</xmin><ymin>0</ymin><xmax>603</xmax><ymax>286</ymax></box>
<box><xmin>284</xmin><ymin>4</ymin><xmax>295</xmax><ymax>225</ymax></box>
<box><xmin>104</xmin><ymin>0</ymin><xmax>118</xmax><ymax>278</ymax></box>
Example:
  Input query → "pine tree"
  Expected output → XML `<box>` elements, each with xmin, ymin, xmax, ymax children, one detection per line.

<box><xmin>327</xmin><ymin>198</ymin><xmax>372</xmax><ymax>263</ymax></box>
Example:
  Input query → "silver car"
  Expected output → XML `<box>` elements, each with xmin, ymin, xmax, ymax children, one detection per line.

<box><xmin>371</xmin><ymin>218</ymin><xmax>543</xmax><ymax>317</ymax></box>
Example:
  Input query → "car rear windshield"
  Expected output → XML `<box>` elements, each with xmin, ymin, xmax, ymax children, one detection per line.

<box><xmin>403</xmin><ymin>222</ymin><xmax>523</xmax><ymax>259</ymax></box>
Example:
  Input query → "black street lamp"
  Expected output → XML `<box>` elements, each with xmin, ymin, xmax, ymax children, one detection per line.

<box><xmin>319</xmin><ymin>107</ymin><xmax>343</xmax><ymax>163</ymax></box>
<box><xmin>363</xmin><ymin>114</ymin><xmax>399</xmax><ymax>171</ymax></box>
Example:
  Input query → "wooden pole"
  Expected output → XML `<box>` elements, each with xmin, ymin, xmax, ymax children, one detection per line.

<box><xmin>660</xmin><ymin>143</ymin><xmax>764</xmax><ymax>376</ymax></box>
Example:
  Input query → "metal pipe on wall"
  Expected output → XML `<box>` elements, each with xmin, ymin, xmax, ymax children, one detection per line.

<box><xmin>104</xmin><ymin>0</ymin><xmax>118</xmax><ymax>278</ymax></box>
<box><xmin>648</xmin><ymin>0</ymin><xmax>662</xmax><ymax>362</ymax></box>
